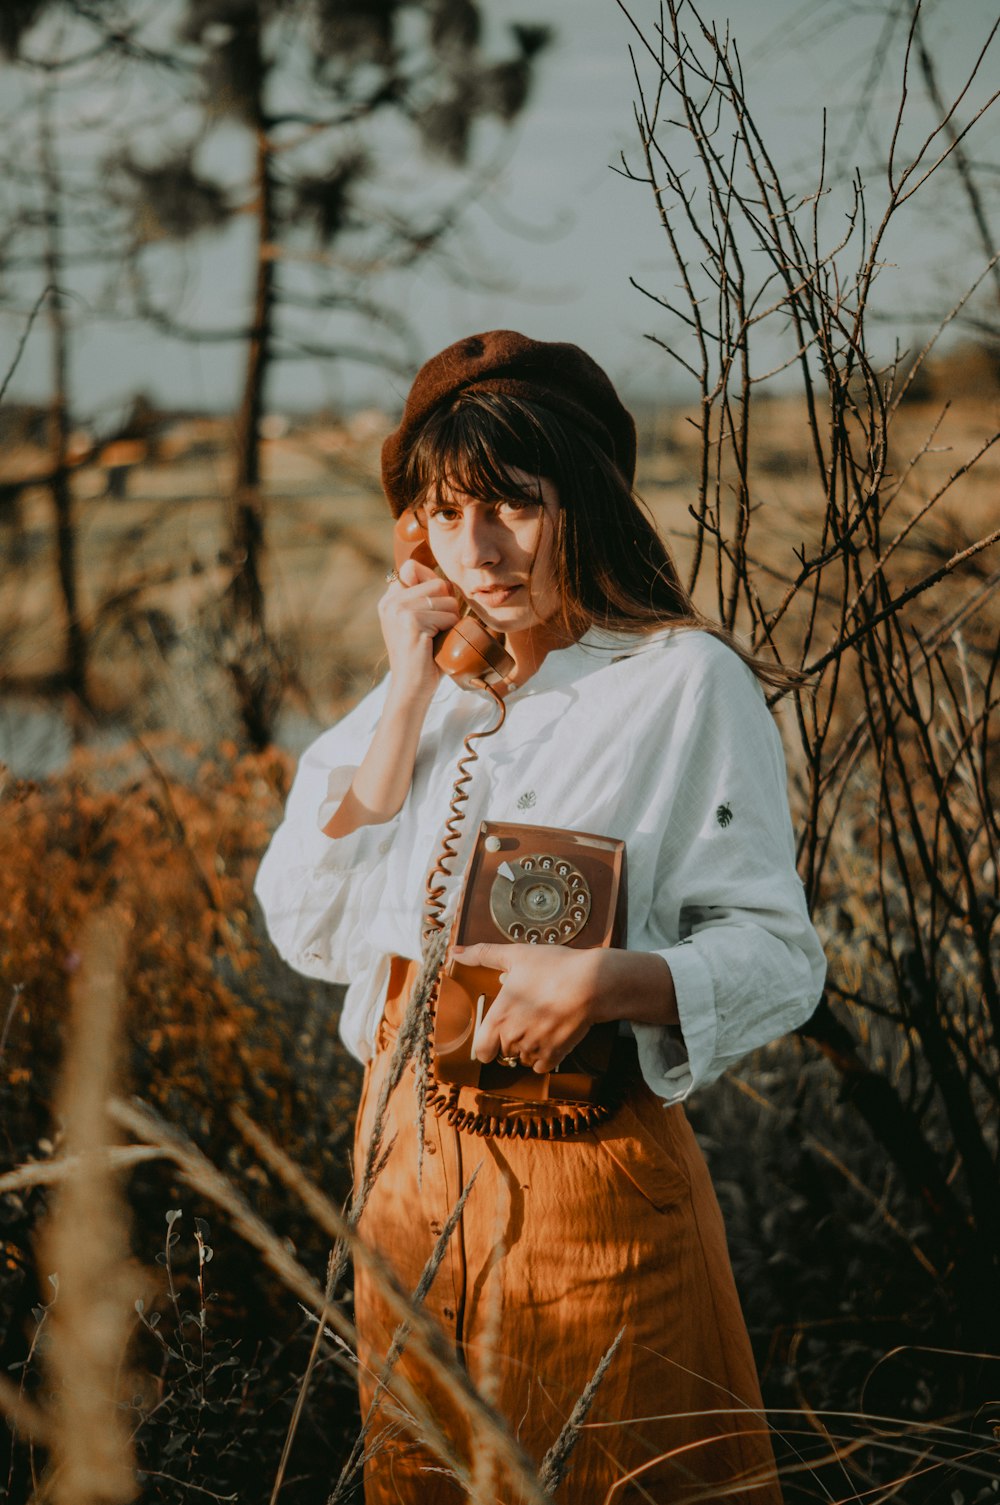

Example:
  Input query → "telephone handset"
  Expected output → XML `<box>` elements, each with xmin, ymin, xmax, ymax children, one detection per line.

<box><xmin>393</xmin><ymin>512</ymin><xmax>515</xmax><ymax>693</ymax></box>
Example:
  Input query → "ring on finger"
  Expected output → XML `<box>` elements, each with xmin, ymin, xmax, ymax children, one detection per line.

<box><xmin>384</xmin><ymin>568</ymin><xmax>400</xmax><ymax>584</ymax></box>
<box><xmin>496</xmin><ymin>1052</ymin><xmax>521</xmax><ymax>1069</ymax></box>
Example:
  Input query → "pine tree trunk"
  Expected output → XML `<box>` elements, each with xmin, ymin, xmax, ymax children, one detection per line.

<box><xmin>41</xmin><ymin>93</ymin><xmax>86</xmax><ymax>702</ymax></box>
<box><xmin>230</xmin><ymin>36</ymin><xmax>272</xmax><ymax>637</ymax></box>
<box><xmin>221</xmin><ymin>9</ymin><xmax>279</xmax><ymax>749</ymax></box>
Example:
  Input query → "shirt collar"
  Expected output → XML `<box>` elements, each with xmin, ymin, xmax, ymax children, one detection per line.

<box><xmin>505</xmin><ymin>625</ymin><xmax>667</xmax><ymax>697</ymax></box>
<box><xmin>437</xmin><ymin>624</ymin><xmax>671</xmax><ymax>708</ymax></box>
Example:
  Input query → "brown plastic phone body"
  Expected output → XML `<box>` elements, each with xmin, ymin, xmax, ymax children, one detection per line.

<box><xmin>393</xmin><ymin>511</ymin><xmax>515</xmax><ymax>693</ymax></box>
<box><xmin>434</xmin><ymin>821</ymin><xmax>628</xmax><ymax>1102</ymax></box>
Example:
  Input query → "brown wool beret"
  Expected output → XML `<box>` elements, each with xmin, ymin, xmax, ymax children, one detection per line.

<box><xmin>380</xmin><ymin>329</ymin><xmax>637</xmax><ymax>515</ymax></box>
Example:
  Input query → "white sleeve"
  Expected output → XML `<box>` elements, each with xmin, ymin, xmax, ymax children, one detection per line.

<box><xmin>631</xmin><ymin>643</ymin><xmax>827</xmax><ymax>1103</ymax></box>
<box><xmin>253</xmin><ymin>674</ymin><xmax>400</xmax><ymax>984</ymax></box>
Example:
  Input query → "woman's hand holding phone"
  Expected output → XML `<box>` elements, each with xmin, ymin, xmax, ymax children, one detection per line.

<box><xmin>378</xmin><ymin>556</ymin><xmax>461</xmax><ymax>704</ymax></box>
<box><xmin>322</xmin><ymin>559</ymin><xmax>459</xmax><ymax>840</ymax></box>
<box><xmin>454</xmin><ymin>941</ymin><xmax>678</xmax><ymax>1074</ymax></box>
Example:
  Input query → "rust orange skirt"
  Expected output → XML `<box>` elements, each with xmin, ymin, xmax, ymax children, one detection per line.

<box><xmin>352</xmin><ymin>985</ymin><xmax>783</xmax><ymax>1504</ymax></box>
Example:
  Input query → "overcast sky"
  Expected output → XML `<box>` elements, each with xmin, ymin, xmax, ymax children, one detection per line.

<box><xmin>4</xmin><ymin>0</ymin><xmax>998</xmax><ymax>420</ymax></box>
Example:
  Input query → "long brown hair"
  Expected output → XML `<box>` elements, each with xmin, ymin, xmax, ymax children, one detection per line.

<box><xmin>404</xmin><ymin>389</ymin><xmax>801</xmax><ymax>693</ymax></box>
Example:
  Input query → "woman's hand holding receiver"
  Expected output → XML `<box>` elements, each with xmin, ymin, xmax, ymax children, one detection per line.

<box><xmin>322</xmin><ymin>557</ymin><xmax>460</xmax><ymax>839</ymax></box>
<box><xmin>455</xmin><ymin>942</ymin><xmax>679</xmax><ymax>1074</ymax></box>
<box><xmin>378</xmin><ymin>556</ymin><xmax>461</xmax><ymax>705</ymax></box>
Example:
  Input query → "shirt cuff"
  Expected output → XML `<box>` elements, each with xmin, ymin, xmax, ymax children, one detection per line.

<box><xmin>630</xmin><ymin>942</ymin><xmax>719</xmax><ymax>1104</ymax></box>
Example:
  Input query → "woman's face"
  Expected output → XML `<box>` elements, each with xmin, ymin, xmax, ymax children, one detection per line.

<box><xmin>422</xmin><ymin>469</ymin><xmax>561</xmax><ymax>634</ymax></box>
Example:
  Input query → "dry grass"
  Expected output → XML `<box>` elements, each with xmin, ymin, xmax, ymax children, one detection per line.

<box><xmin>29</xmin><ymin>909</ymin><xmax>144</xmax><ymax>1503</ymax></box>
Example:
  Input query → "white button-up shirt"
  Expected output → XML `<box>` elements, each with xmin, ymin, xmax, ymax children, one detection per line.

<box><xmin>254</xmin><ymin>627</ymin><xmax>827</xmax><ymax>1103</ymax></box>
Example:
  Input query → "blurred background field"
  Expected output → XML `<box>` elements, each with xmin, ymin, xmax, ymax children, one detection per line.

<box><xmin>3</xmin><ymin>369</ymin><xmax>998</xmax><ymax>759</ymax></box>
<box><xmin>1</xmin><ymin>1</ymin><xmax>999</xmax><ymax>1501</ymax></box>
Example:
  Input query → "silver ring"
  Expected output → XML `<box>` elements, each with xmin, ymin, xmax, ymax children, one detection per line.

<box><xmin>384</xmin><ymin>568</ymin><xmax>399</xmax><ymax>584</ymax></box>
<box><xmin>496</xmin><ymin>1052</ymin><xmax>522</xmax><ymax>1070</ymax></box>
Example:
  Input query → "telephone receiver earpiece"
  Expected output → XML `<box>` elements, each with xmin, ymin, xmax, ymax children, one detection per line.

<box><xmin>393</xmin><ymin>509</ymin><xmax>436</xmax><ymax>573</ymax></box>
<box><xmin>393</xmin><ymin>512</ymin><xmax>515</xmax><ymax>693</ymax></box>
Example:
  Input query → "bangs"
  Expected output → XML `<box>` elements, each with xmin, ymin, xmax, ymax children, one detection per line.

<box><xmin>403</xmin><ymin>392</ymin><xmax>560</xmax><ymax>509</ymax></box>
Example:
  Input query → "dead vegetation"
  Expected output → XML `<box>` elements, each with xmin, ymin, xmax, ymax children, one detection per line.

<box><xmin>1</xmin><ymin>0</ymin><xmax>999</xmax><ymax>1499</ymax></box>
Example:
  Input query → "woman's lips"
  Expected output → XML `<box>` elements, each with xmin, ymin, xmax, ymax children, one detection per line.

<box><xmin>471</xmin><ymin>584</ymin><xmax>521</xmax><ymax>606</ymax></box>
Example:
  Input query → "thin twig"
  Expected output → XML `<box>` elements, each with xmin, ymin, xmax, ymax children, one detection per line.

<box><xmin>0</xmin><ymin>285</ymin><xmax>56</xmax><ymax>404</ymax></box>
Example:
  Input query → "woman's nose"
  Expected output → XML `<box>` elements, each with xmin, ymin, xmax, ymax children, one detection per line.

<box><xmin>459</xmin><ymin>508</ymin><xmax>501</xmax><ymax>569</ymax></box>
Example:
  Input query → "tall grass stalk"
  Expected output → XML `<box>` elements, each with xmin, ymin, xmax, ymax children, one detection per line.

<box><xmin>35</xmin><ymin>908</ymin><xmax>141</xmax><ymax>1505</ymax></box>
<box><xmin>105</xmin><ymin>1096</ymin><xmax>465</xmax><ymax>1483</ymax></box>
<box><xmin>229</xmin><ymin>1103</ymin><xmax>550</xmax><ymax>1504</ymax></box>
<box><xmin>537</xmin><ymin>1327</ymin><xmax>626</xmax><ymax>1497</ymax></box>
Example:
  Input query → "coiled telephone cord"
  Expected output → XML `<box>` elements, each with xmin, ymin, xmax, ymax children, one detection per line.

<box><xmin>416</xmin><ymin>683</ymin><xmax>615</xmax><ymax>1140</ymax></box>
<box><xmin>423</xmin><ymin>684</ymin><xmax>507</xmax><ymax>940</ymax></box>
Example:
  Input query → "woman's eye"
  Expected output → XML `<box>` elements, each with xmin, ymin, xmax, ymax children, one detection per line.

<box><xmin>427</xmin><ymin>496</ymin><xmax>539</xmax><ymax>523</ymax></box>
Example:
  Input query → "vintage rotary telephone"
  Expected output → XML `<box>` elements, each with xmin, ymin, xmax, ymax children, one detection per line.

<box><xmin>436</xmin><ymin>822</ymin><xmax>627</xmax><ymax>1104</ymax></box>
<box><xmin>393</xmin><ymin>511</ymin><xmax>515</xmax><ymax>692</ymax></box>
<box><xmin>392</xmin><ymin>510</ymin><xmax>625</xmax><ymax>1106</ymax></box>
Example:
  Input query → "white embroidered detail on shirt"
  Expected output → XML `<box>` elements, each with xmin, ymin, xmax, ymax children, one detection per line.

<box><xmin>517</xmin><ymin>790</ymin><xmax>537</xmax><ymax>810</ymax></box>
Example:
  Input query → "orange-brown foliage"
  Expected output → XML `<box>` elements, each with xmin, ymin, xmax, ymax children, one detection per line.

<box><xmin>0</xmin><ymin>741</ymin><xmax>324</xmax><ymax>1158</ymax></box>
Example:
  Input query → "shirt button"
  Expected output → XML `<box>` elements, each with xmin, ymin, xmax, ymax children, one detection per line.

<box><xmin>429</xmin><ymin>1219</ymin><xmax>443</xmax><ymax>1237</ymax></box>
<box><xmin>442</xmin><ymin>1307</ymin><xmax>455</xmax><ymax>1321</ymax></box>
<box><xmin>378</xmin><ymin>839</ymin><xmax>392</xmax><ymax>855</ymax></box>
<box><xmin>425</xmin><ymin>1141</ymin><xmax>437</xmax><ymax>1155</ymax></box>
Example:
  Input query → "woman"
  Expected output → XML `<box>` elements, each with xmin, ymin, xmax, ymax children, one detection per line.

<box><xmin>255</xmin><ymin>331</ymin><xmax>827</xmax><ymax>1503</ymax></box>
